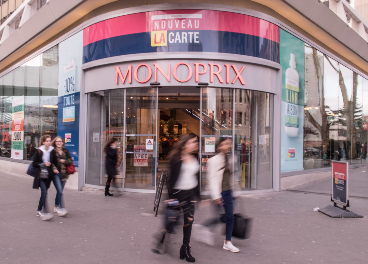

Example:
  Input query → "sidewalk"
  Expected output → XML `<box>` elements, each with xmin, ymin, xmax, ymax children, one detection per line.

<box><xmin>0</xmin><ymin>170</ymin><xmax>367</xmax><ymax>264</ymax></box>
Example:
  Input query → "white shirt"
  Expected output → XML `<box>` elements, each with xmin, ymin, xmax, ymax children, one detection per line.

<box><xmin>39</xmin><ymin>145</ymin><xmax>54</xmax><ymax>163</ymax></box>
<box><xmin>174</xmin><ymin>159</ymin><xmax>199</xmax><ymax>190</ymax></box>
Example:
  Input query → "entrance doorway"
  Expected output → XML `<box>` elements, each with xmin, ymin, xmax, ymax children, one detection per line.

<box><xmin>157</xmin><ymin>87</ymin><xmax>200</xmax><ymax>170</ymax></box>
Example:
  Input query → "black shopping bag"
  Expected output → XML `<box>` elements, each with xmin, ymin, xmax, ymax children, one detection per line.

<box><xmin>232</xmin><ymin>213</ymin><xmax>252</xmax><ymax>240</ymax></box>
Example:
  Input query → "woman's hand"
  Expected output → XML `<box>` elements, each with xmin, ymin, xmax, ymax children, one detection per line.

<box><xmin>214</xmin><ymin>198</ymin><xmax>223</xmax><ymax>205</ymax></box>
<box><xmin>60</xmin><ymin>159</ymin><xmax>65</xmax><ymax>163</ymax></box>
<box><xmin>53</xmin><ymin>169</ymin><xmax>59</xmax><ymax>174</ymax></box>
<box><xmin>45</xmin><ymin>162</ymin><xmax>51</xmax><ymax>167</ymax></box>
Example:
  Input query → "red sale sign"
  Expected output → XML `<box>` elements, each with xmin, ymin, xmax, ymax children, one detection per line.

<box><xmin>332</xmin><ymin>161</ymin><xmax>348</xmax><ymax>206</ymax></box>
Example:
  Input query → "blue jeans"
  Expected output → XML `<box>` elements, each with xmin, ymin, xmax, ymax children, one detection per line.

<box><xmin>222</xmin><ymin>190</ymin><xmax>234</xmax><ymax>241</ymax></box>
<box><xmin>37</xmin><ymin>179</ymin><xmax>48</xmax><ymax>212</ymax></box>
<box><xmin>53</xmin><ymin>173</ymin><xmax>66</xmax><ymax>208</ymax></box>
<box><xmin>203</xmin><ymin>190</ymin><xmax>235</xmax><ymax>241</ymax></box>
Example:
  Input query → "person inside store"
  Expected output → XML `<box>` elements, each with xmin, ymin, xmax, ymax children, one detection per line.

<box><xmin>27</xmin><ymin>143</ymin><xmax>36</xmax><ymax>160</ymax></box>
<box><xmin>32</xmin><ymin>135</ymin><xmax>54</xmax><ymax>221</ymax></box>
<box><xmin>103</xmin><ymin>137</ymin><xmax>122</xmax><ymax>196</ymax></box>
<box><xmin>152</xmin><ymin>133</ymin><xmax>199</xmax><ymax>263</ymax></box>
<box><xmin>50</xmin><ymin>136</ymin><xmax>73</xmax><ymax>216</ymax></box>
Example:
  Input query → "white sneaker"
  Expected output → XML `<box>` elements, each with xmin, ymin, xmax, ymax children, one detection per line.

<box><xmin>36</xmin><ymin>211</ymin><xmax>42</xmax><ymax>217</ymax></box>
<box><xmin>40</xmin><ymin>213</ymin><xmax>53</xmax><ymax>221</ymax></box>
<box><xmin>54</xmin><ymin>207</ymin><xmax>58</xmax><ymax>213</ymax></box>
<box><xmin>193</xmin><ymin>224</ymin><xmax>215</xmax><ymax>246</ymax></box>
<box><xmin>223</xmin><ymin>241</ymin><xmax>239</xmax><ymax>253</ymax></box>
<box><xmin>56</xmin><ymin>208</ymin><xmax>68</xmax><ymax>217</ymax></box>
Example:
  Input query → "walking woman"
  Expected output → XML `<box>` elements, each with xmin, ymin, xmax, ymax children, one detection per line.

<box><xmin>206</xmin><ymin>138</ymin><xmax>240</xmax><ymax>253</ymax></box>
<box><xmin>32</xmin><ymin>135</ymin><xmax>54</xmax><ymax>221</ymax></box>
<box><xmin>152</xmin><ymin>133</ymin><xmax>199</xmax><ymax>262</ymax></box>
<box><xmin>103</xmin><ymin>137</ymin><xmax>121</xmax><ymax>196</ymax></box>
<box><xmin>50</xmin><ymin>136</ymin><xmax>73</xmax><ymax>216</ymax></box>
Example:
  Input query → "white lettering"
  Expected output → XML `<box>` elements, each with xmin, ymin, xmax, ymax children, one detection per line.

<box><xmin>154</xmin><ymin>21</ymin><xmax>159</xmax><ymax>30</ymax></box>
<box><xmin>161</xmin><ymin>20</ymin><xmax>166</xmax><ymax>29</ymax></box>
<box><xmin>188</xmin><ymin>20</ymin><xmax>192</xmax><ymax>28</ymax></box>
<box><xmin>181</xmin><ymin>20</ymin><xmax>185</xmax><ymax>29</ymax></box>
<box><xmin>168</xmin><ymin>20</ymin><xmax>173</xmax><ymax>29</ymax></box>
<box><xmin>195</xmin><ymin>20</ymin><xmax>200</xmax><ymax>28</ymax></box>
<box><xmin>182</xmin><ymin>32</ymin><xmax>188</xmax><ymax>43</ymax></box>
<box><xmin>194</xmin><ymin>32</ymin><xmax>199</xmax><ymax>43</ymax></box>
<box><xmin>169</xmin><ymin>32</ymin><xmax>174</xmax><ymax>43</ymax></box>
<box><xmin>188</xmin><ymin>32</ymin><xmax>194</xmax><ymax>42</ymax></box>
<box><xmin>175</xmin><ymin>20</ymin><xmax>180</xmax><ymax>28</ymax></box>
<box><xmin>175</xmin><ymin>32</ymin><xmax>181</xmax><ymax>43</ymax></box>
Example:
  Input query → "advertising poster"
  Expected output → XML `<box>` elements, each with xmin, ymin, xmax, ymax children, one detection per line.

<box><xmin>11</xmin><ymin>96</ymin><xmax>24</xmax><ymax>159</ymax></box>
<box><xmin>134</xmin><ymin>145</ymin><xmax>148</xmax><ymax>167</ymax></box>
<box><xmin>205</xmin><ymin>137</ymin><xmax>215</xmax><ymax>153</ymax></box>
<box><xmin>280</xmin><ymin>29</ymin><xmax>305</xmax><ymax>172</ymax></box>
<box><xmin>57</xmin><ymin>31</ymin><xmax>83</xmax><ymax>167</ymax></box>
<box><xmin>332</xmin><ymin>161</ymin><xmax>348</xmax><ymax>206</ymax></box>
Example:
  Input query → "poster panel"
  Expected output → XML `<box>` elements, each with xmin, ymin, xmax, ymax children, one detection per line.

<box><xmin>134</xmin><ymin>145</ymin><xmax>148</xmax><ymax>167</ymax></box>
<box><xmin>11</xmin><ymin>96</ymin><xmax>24</xmax><ymax>159</ymax></box>
<box><xmin>280</xmin><ymin>29</ymin><xmax>305</xmax><ymax>172</ymax></box>
<box><xmin>204</xmin><ymin>137</ymin><xmax>215</xmax><ymax>153</ymax></box>
<box><xmin>332</xmin><ymin>161</ymin><xmax>348</xmax><ymax>206</ymax></box>
<box><xmin>57</xmin><ymin>31</ymin><xmax>83</xmax><ymax>167</ymax></box>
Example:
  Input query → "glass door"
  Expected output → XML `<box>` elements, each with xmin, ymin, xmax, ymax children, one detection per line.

<box><xmin>200</xmin><ymin>87</ymin><xmax>234</xmax><ymax>192</ymax></box>
<box><xmin>124</xmin><ymin>87</ymin><xmax>157</xmax><ymax>191</ymax></box>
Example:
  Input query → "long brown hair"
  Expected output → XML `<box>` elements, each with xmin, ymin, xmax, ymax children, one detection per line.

<box><xmin>103</xmin><ymin>137</ymin><xmax>118</xmax><ymax>153</ymax></box>
<box><xmin>51</xmin><ymin>136</ymin><xmax>64</xmax><ymax>148</ymax></box>
<box><xmin>167</xmin><ymin>133</ymin><xmax>197</xmax><ymax>162</ymax></box>
<box><xmin>39</xmin><ymin>135</ymin><xmax>51</xmax><ymax>147</ymax></box>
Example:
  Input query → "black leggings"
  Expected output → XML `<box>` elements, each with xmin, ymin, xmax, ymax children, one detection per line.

<box><xmin>105</xmin><ymin>174</ymin><xmax>116</xmax><ymax>193</ymax></box>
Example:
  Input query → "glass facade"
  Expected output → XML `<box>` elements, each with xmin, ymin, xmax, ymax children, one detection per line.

<box><xmin>303</xmin><ymin>45</ymin><xmax>368</xmax><ymax>169</ymax></box>
<box><xmin>0</xmin><ymin>46</ymin><xmax>59</xmax><ymax>159</ymax></box>
<box><xmin>86</xmin><ymin>87</ymin><xmax>273</xmax><ymax>192</ymax></box>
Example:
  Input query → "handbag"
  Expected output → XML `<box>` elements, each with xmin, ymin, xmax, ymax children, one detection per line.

<box><xmin>67</xmin><ymin>163</ymin><xmax>76</xmax><ymax>175</ymax></box>
<box><xmin>26</xmin><ymin>163</ymin><xmax>36</xmax><ymax>177</ymax></box>
<box><xmin>39</xmin><ymin>164</ymin><xmax>49</xmax><ymax>179</ymax></box>
<box><xmin>232</xmin><ymin>213</ymin><xmax>252</xmax><ymax>240</ymax></box>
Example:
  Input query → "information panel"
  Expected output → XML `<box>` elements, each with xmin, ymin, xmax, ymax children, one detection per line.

<box><xmin>332</xmin><ymin>161</ymin><xmax>349</xmax><ymax>206</ymax></box>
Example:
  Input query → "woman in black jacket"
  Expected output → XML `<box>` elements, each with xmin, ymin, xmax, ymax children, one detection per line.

<box><xmin>33</xmin><ymin>135</ymin><xmax>54</xmax><ymax>221</ymax></box>
<box><xmin>103</xmin><ymin>137</ymin><xmax>121</xmax><ymax>196</ymax></box>
<box><xmin>153</xmin><ymin>133</ymin><xmax>199</xmax><ymax>262</ymax></box>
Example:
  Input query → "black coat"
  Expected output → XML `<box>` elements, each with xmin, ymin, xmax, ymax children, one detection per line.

<box><xmin>32</xmin><ymin>149</ymin><xmax>54</xmax><ymax>189</ymax></box>
<box><xmin>105</xmin><ymin>146</ymin><xmax>118</xmax><ymax>176</ymax></box>
<box><xmin>167</xmin><ymin>157</ymin><xmax>199</xmax><ymax>200</ymax></box>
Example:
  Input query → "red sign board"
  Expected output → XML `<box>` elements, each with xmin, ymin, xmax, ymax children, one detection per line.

<box><xmin>332</xmin><ymin>161</ymin><xmax>348</xmax><ymax>206</ymax></box>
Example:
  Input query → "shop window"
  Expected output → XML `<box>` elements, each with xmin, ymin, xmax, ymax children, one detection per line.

<box><xmin>0</xmin><ymin>45</ymin><xmax>59</xmax><ymax>160</ymax></box>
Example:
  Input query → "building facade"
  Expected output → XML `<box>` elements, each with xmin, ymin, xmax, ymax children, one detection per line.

<box><xmin>0</xmin><ymin>0</ymin><xmax>368</xmax><ymax>193</ymax></box>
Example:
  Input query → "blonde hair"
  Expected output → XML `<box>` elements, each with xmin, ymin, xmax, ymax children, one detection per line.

<box><xmin>51</xmin><ymin>136</ymin><xmax>64</xmax><ymax>148</ymax></box>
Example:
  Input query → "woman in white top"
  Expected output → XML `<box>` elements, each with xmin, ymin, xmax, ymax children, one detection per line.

<box><xmin>153</xmin><ymin>133</ymin><xmax>199</xmax><ymax>263</ymax></box>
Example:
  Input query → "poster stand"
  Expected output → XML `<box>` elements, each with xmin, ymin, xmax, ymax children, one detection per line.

<box><xmin>319</xmin><ymin>204</ymin><xmax>362</xmax><ymax>218</ymax></box>
<box><xmin>318</xmin><ymin>161</ymin><xmax>362</xmax><ymax>218</ymax></box>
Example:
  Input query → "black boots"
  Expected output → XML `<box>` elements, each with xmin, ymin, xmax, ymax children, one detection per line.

<box><xmin>180</xmin><ymin>245</ymin><xmax>195</xmax><ymax>262</ymax></box>
<box><xmin>105</xmin><ymin>185</ymin><xmax>113</xmax><ymax>196</ymax></box>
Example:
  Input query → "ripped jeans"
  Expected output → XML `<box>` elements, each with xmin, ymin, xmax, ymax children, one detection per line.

<box><xmin>165</xmin><ymin>193</ymin><xmax>195</xmax><ymax>247</ymax></box>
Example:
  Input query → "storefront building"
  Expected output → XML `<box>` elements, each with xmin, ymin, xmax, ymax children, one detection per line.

<box><xmin>1</xmin><ymin>1</ymin><xmax>368</xmax><ymax>193</ymax></box>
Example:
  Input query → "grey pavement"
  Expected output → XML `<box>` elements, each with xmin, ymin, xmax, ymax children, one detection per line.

<box><xmin>1</xmin><ymin>169</ymin><xmax>368</xmax><ymax>264</ymax></box>
<box><xmin>290</xmin><ymin>164</ymin><xmax>368</xmax><ymax>198</ymax></box>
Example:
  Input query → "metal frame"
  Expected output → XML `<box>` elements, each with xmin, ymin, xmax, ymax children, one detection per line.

<box><xmin>331</xmin><ymin>161</ymin><xmax>349</xmax><ymax>207</ymax></box>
